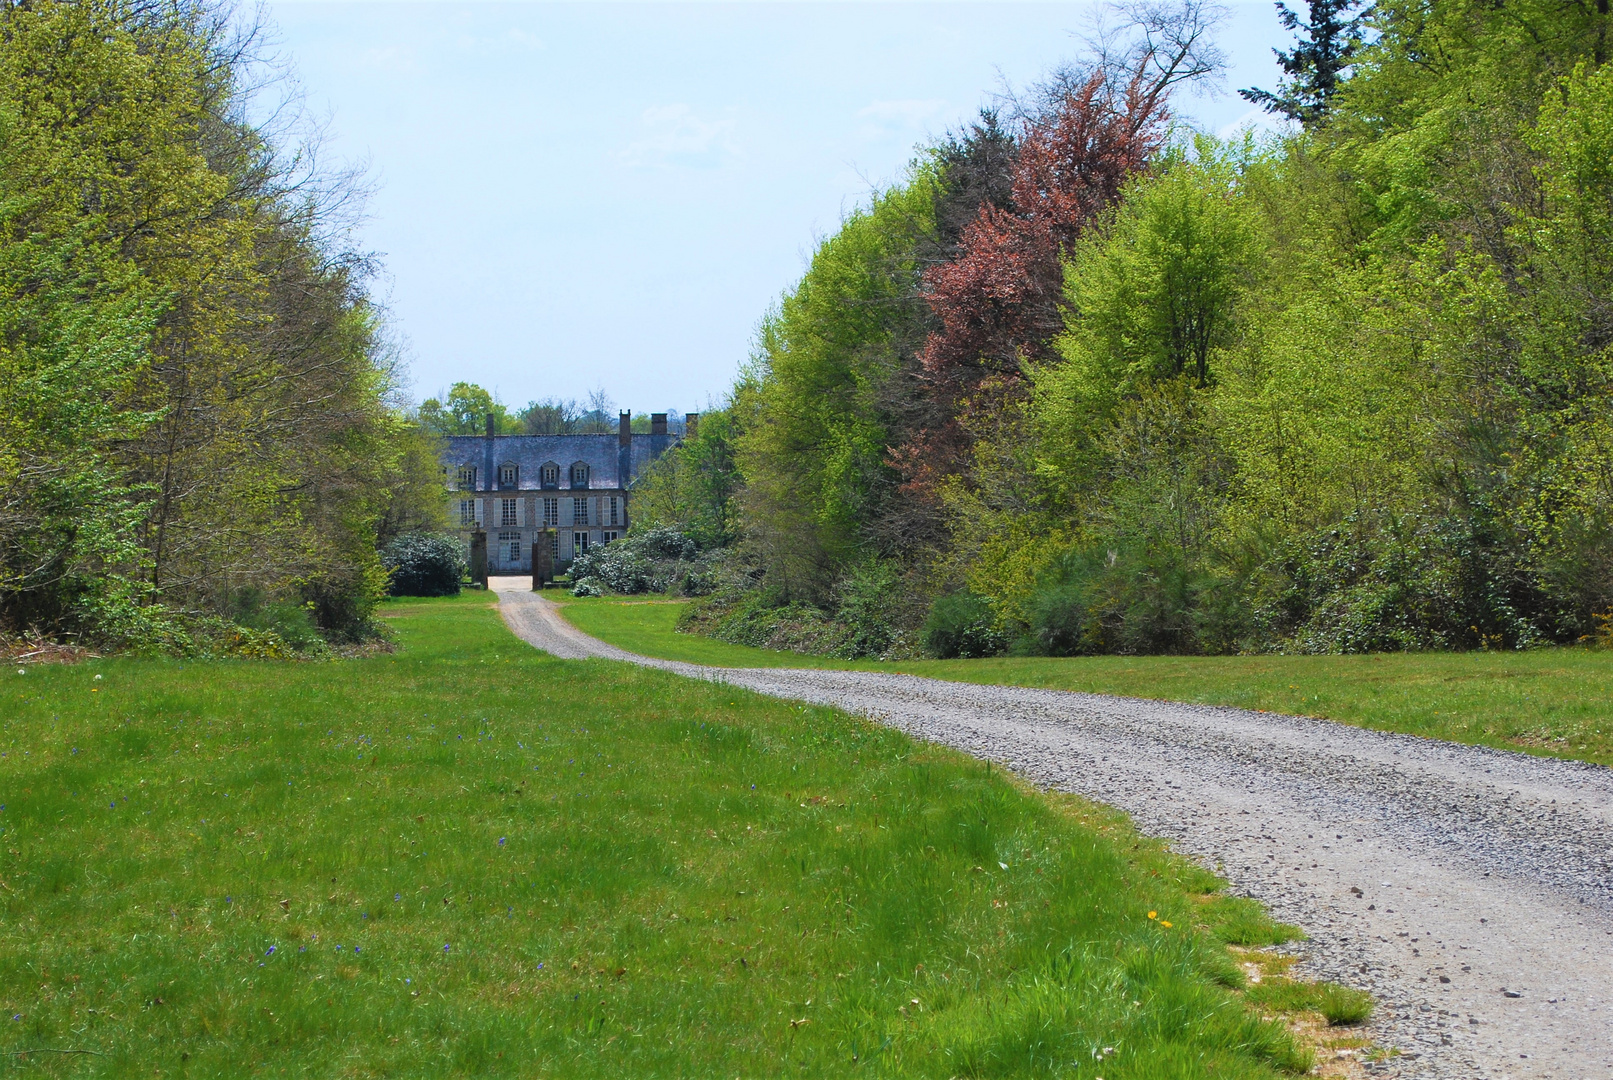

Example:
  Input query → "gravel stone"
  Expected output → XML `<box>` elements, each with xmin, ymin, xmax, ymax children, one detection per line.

<box><xmin>495</xmin><ymin>581</ymin><xmax>1613</xmax><ymax>1079</ymax></box>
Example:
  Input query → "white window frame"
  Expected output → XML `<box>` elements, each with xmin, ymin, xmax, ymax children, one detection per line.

<box><xmin>543</xmin><ymin>497</ymin><xmax>558</xmax><ymax>525</ymax></box>
<box><xmin>498</xmin><ymin>462</ymin><xmax>517</xmax><ymax>487</ymax></box>
<box><xmin>572</xmin><ymin>531</ymin><xmax>588</xmax><ymax>558</ymax></box>
<box><xmin>572</xmin><ymin>497</ymin><xmax>588</xmax><ymax>525</ymax></box>
<box><xmin>601</xmin><ymin>530</ymin><xmax>619</xmax><ymax>545</ymax></box>
<box><xmin>608</xmin><ymin>496</ymin><xmax>620</xmax><ymax>526</ymax></box>
<box><xmin>500</xmin><ymin>498</ymin><xmax>518</xmax><ymax>528</ymax></box>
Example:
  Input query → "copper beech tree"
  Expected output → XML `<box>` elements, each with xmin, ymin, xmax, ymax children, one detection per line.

<box><xmin>895</xmin><ymin>0</ymin><xmax>1224</xmax><ymax>508</ymax></box>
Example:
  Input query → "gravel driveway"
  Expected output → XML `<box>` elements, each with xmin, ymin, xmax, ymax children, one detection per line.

<box><xmin>493</xmin><ymin>580</ymin><xmax>1613</xmax><ymax>1079</ymax></box>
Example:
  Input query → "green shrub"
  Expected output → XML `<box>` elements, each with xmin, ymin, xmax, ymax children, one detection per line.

<box><xmin>692</xmin><ymin>592</ymin><xmax>848</xmax><ymax>655</ymax></box>
<box><xmin>1016</xmin><ymin>545</ymin><xmax>1213</xmax><ymax>656</ymax></box>
<box><xmin>1025</xmin><ymin>581</ymin><xmax>1096</xmax><ymax>656</ymax></box>
<box><xmin>382</xmin><ymin>532</ymin><xmax>464</xmax><ymax>597</ymax></box>
<box><xmin>569</xmin><ymin>527</ymin><xmax>711</xmax><ymax>595</ymax></box>
<box><xmin>922</xmin><ymin>591</ymin><xmax>1007</xmax><ymax>658</ymax></box>
<box><xmin>229</xmin><ymin>590</ymin><xmax>327</xmax><ymax>654</ymax></box>
<box><xmin>833</xmin><ymin>559</ymin><xmax>904</xmax><ymax>659</ymax></box>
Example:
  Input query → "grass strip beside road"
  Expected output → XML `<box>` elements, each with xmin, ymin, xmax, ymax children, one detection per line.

<box><xmin>0</xmin><ymin>593</ymin><xmax>1346</xmax><ymax>1076</ymax></box>
<box><xmin>559</xmin><ymin>597</ymin><xmax>1613</xmax><ymax>768</ymax></box>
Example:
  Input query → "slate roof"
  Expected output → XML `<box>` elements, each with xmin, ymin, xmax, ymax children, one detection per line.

<box><xmin>441</xmin><ymin>433</ymin><xmax>677</xmax><ymax>492</ymax></box>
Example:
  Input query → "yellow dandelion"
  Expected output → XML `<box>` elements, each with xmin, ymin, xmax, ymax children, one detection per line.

<box><xmin>1147</xmin><ymin>911</ymin><xmax>1157</xmax><ymax>919</ymax></box>
<box><xmin>1161</xmin><ymin>920</ymin><xmax>1173</xmax><ymax>928</ymax></box>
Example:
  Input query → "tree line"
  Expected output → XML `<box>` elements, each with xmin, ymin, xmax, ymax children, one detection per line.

<box><xmin>0</xmin><ymin>0</ymin><xmax>444</xmax><ymax>652</ymax></box>
<box><xmin>415</xmin><ymin>382</ymin><xmax>691</xmax><ymax>438</ymax></box>
<box><xmin>636</xmin><ymin>0</ymin><xmax>1613</xmax><ymax>658</ymax></box>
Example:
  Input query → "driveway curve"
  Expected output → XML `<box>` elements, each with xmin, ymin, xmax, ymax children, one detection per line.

<box><xmin>493</xmin><ymin>580</ymin><xmax>1613</xmax><ymax>1079</ymax></box>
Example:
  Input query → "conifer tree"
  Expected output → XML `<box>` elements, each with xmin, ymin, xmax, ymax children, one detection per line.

<box><xmin>1239</xmin><ymin>0</ymin><xmax>1366</xmax><ymax>125</ymax></box>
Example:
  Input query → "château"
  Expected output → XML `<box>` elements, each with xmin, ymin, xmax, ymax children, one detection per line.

<box><xmin>441</xmin><ymin>411</ymin><xmax>688</xmax><ymax>576</ymax></box>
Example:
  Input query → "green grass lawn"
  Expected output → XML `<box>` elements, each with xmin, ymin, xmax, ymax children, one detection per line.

<box><xmin>559</xmin><ymin>597</ymin><xmax>1613</xmax><ymax>768</ymax></box>
<box><xmin>0</xmin><ymin>593</ymin><xmax>1353</xmax><ymax>1077</ymax></box>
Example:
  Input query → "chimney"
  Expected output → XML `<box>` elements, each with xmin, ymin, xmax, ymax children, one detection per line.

<box><xmin>650</xmin><ymin>413</ymin><xmax>668</xmax><ymax>436</ymax></box>
<box><xmin>618</xmin><ymin>410</ymin><xmax>631</xmax><ymax>447</ymax></box>
<box><xmin>483</xmin><ymin>413</ymin><xmax>495</xmax><ymax>491</ymax></box>
<box><xmin>685</xmin><ymin>412</ymin><xmax>699</xmax><ymax>440</ymax></box>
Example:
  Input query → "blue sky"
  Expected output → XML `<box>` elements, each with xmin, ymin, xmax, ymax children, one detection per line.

<box><xmin>261</xmin><ymin>2</ymin><xmax>1293</xmax><ymax>415</ymax></box>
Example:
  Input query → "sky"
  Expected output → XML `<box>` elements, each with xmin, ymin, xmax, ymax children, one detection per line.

<box><xmin>259</xmin><ymin>1</ymin><xmax>1294</xmax><ymax>416</ymax></box>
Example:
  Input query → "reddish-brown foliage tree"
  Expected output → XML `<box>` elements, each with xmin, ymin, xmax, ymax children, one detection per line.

<box><xmin>897</xmin><ymin>1</ymin><xmax>1222</xmax><ymax>510</ymax></box>
<box><xmin>923</xmin><ymin>67</ymin><xmax>1173</xmax><ymax>382</ymax></box>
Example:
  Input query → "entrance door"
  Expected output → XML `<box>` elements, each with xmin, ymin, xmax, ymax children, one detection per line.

<box><xmin>497</xmin><ymin>531</ymin><xmax>523</xmax><ymax>571</ymax></box>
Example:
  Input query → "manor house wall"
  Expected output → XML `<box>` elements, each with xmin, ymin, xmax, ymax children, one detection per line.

<box><xmin>440</xmin><ymin>411</ymin><xmax>687</xmax><ymax>575</ymax></box>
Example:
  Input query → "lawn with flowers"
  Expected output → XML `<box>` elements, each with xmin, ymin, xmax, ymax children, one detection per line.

<box><xmin>0</xmin><ymin>593</ymin><xmax>1356</xmax><ymax>1076</ymax></box>
<box><xmin>563</xmin><ymin>597</ymin><xmax>1613</xmax><ymax>768</ymax></box>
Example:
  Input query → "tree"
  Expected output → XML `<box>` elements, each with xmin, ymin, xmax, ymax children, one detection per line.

<box><xmin>929</xmin><ymin>111</ymin><xmax>1019</xmax><ymax>261</ymax></box>
<box><xmin>900</xmin><ymin>3</ymin><xmax>1222</xmax><ymax>511</ymax></box>
<box><xmin>1239</xmin><ymin>0</ymin><xmax>1366</xmax><ymax>125</ymax></box>
<box><xmin>737</xmin><ymin>177</ymin><xmax>936</xmax><ymax>600</ymax></box>
<box><xmin>418</xmin><ymin>383</ymin><xmax>519</xmax><ymax>435</ymax></box>
<box><xmin>1056</xmin><ymin>140</ymin><xmax>1262</xmax><ymax>399</ymax></box>
<box><xmin>0</xmin><ymin>0</ymin><xmax>435</xmax><ymax>645</ymax></box>
<box><xmin>580</xmin><ymin>387</ymin><xmax>617</xmax><ymax>433</ymax></box>
<box><xmin>519</xmin><ymin>397</ymin><xmax>582</xmax><ymax>435</ymax></box>
<box><xmin>634</xmin><ymin>407</ymin><xmax>742</xmax><ymax>548</ymax></box>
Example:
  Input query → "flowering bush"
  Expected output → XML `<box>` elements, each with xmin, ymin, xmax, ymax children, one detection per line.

<box><xmin>383</xmin><ymin>533</ymin><xmax>465</xmax><ymax>597</ymax></box>
<box><xmin>568</xmin><ymin>528</ymin><xmax>712</xmax><ymax>596</ymax></box>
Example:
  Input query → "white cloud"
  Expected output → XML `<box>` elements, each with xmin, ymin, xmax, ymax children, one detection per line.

<box><xmin>854</xmin><ymin>98</ymin><xmax>950</xmax><ymax>141</ymax></box>
<box><xmin>618</xmin><ymin>104</ymin><xmax>742</xmax><ymax>171</ymax></box>
<box><xmin>1215</xmin><ymin>106</ymin><xmax>1299</xmax><ymax>141</ymax></box>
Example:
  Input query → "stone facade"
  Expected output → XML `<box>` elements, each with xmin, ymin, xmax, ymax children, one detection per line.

<box><xmin>440</xmin><ymin>411</ymin><xmax>686</xmax><ymax>576</ymax></box>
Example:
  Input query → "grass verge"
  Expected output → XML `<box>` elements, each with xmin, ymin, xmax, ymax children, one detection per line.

<box><xmin>0</xmin><ymin>593</ymin><xmax>1352</xmax><ymax>1076</ymax></box>
<box><xmin>559</xmin><ymin>597</ymin><xmax>1613</xmax><ymax>768</ymax></box>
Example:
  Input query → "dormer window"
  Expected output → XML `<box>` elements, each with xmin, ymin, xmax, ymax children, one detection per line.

<box><xmin>540</xmin><ymin>463</ymin><xmax>559</xmax><ymax>488</ymax></box>
<box><xmin>455</xmin><ymin>464</ymin><xmax>477</xmax><ymax>491</ymax></box>
<box><xmin>498</xmin><ymin>462</ymin><xmax>518</xmax><ymax>488</ymax></box>
<box><xmin>570</xmin><ymin>463</ymin><xmax>589</xmax><ymax>488</ymax></box>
